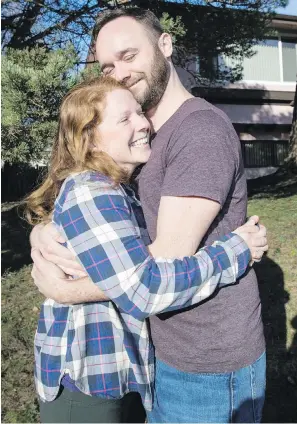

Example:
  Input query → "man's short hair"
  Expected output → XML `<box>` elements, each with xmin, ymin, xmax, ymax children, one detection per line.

<box><xmin>93</xmin><ymin>7</ymin><xmax>163</xmax><ymax>44</ymax></box>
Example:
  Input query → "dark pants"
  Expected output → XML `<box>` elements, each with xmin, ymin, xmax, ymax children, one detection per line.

<box><xmin>39</xmin><ymin>386</ymin><xmax>146</xmax><ymax>423</ymax></box>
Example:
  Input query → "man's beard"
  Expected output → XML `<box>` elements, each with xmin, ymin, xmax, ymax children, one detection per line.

<box><xmin>129</xmin><ymin>49</ymin><xmax>170</xmax><ymax>112</ymax></box>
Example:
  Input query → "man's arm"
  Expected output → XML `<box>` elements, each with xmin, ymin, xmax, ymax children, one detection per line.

<box><xmin>149</xmin><ymin>110</ymin><xmax>242</xmax><ymax>260</ymax></box>
<box><xmin>31</xmin><ymin>248</ymin><xmax>108</xmax><ymax>303</ymax></box>
<box><xmin>149</xmin><ymin>196</ymin><xmax>220</xmax><ymax>258</ymax></box>
<box><xmin>30</xmin><ymin>223</ymin><xmax>87</xmax><ymax>277</ymax></box>
<box><xmin>30</xmin><ymin>223</ymin><xmax>108</xmax><ymax>302</ymax></box>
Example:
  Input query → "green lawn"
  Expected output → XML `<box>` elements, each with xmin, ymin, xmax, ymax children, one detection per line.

<box><xmin>2</xmin><ymin>173</ymin><xmax>297</xmax><ymax>423</ymax></box>
<box><xmin>248</xmin><ymin>192</ymin><xmax>297</xmax><ymax>422</ymax></box>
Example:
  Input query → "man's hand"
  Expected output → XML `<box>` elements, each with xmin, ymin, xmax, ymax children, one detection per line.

<box><xmin>30</xmin><ymin>222</ymin><xmax>86</xmax><ymax>277</ymax></box>
<box><xmin>31</xmin><ymin>248</ymin><xmax>108</xmax><ymax>304</ymax></box>
<box><xmin>233</xmin><ymin>216</ymin><xmax>268</xmax><ymax>263</ymax></box>
<box><xmin>30</xmin><ymin>223</ymin><xmax>108</xmax><ymax>304</ymax></box>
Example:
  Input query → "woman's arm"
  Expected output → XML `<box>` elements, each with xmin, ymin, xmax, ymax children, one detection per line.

<box><xmin>51</xmin><ymin>179</ymin><xmax>251</xmax><ymax>320</ymax></box>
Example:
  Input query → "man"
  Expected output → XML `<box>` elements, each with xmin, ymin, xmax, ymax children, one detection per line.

<box><xmin>31</xmin><ymin>8</ymin><xmax>266</xmax><ymax>423</ymax></box>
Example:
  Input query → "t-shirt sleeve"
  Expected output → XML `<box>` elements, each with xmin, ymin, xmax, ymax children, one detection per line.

<box><xmin>161</xmin><ymin>109</ymin><xmax>239</xmax><ymax>207</ymax></box>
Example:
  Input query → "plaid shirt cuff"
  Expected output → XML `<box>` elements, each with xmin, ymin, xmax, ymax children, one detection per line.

<box><xmin>217</xmin><ymin>233</ymin><xmax>251</xmax><ymax>278</ymax></box>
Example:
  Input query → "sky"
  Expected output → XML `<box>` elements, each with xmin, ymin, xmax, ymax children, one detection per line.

<box><xmin>276</xmin><ymin>0</ymin><xmax>297</xmax><ymax>15</ymax></box>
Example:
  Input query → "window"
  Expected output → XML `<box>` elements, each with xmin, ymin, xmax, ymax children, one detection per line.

<box><xmin>242</xmin><ymin>39</ymin><xmax>280</xmax><ymax>82</ymax></box>
<box><xmin>282</xmin><ymin>39</ymin><xmax>297</xmax><ymax>82</ymax></box>
<box><xmin>219</xmin><ymin>37</ymin><xmax>297</xmax><ymax>83</ymax></box>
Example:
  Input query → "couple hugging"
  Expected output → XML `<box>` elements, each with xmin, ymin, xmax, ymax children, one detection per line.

<box><xmin>27</xmin><ymin>7</ymin><xmax>268</xmax><ymax>424</ymax></box>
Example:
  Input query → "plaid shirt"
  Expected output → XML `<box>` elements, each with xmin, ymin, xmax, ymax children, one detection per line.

<box><xmin>34</xmin><ymin>171</ymin><xmax>250</xmax><ymax>410</ymax></box>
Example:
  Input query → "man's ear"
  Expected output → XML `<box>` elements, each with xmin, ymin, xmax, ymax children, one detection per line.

<box><xmin>158</xmin><ymin>33</ymin><xmax>173</xmax><ymax>58</ymax></box>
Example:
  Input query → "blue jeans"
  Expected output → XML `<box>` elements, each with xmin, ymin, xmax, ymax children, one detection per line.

<box><xmin>147</xmin><ymin>352</ymin><xmax>266</xmax><ymax>423</ymax></box>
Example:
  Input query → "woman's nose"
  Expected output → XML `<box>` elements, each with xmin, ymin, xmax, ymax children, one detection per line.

<box><xmin>135</xmin><ymin>115</ymin><xmax>150</xmax><ymax>132</ymax></box>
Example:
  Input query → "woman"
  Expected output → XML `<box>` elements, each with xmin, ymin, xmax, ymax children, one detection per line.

<box><xmin>26</xmin><ymin>76</ymin><xmax>266</xmax><ymax>423</ymax></box>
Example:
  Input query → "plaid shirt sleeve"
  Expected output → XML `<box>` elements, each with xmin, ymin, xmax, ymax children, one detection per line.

<box><xmin>57</xmin><ymin>177</ymin><xmax>251</xmax><ymax>320</ymax></box>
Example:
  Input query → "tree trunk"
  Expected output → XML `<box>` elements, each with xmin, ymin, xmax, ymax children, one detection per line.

<box><xmin>286</xmin><ymin>82</ymin><xmax>297</xmax><ymax>171</ymax></box>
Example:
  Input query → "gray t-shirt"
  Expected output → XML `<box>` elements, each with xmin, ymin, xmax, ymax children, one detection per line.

<box><xmin>138</xmin><ymin>97</ymin><xmax>265</xmax><ymax>373</ymax></box>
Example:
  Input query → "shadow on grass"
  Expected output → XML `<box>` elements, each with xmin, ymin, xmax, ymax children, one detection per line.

<box><xmin>247</xmin><ymin>168</ymin><xmax>297</xmax><ymax>421</ymax></box>
<box><xmin>1</xmin><ymin>203</ymin><xmax>32</xmax><ymax>275</ymax></box>
<box><xmin>247</xmin><ymin>168</ymin><xmax>297</xmax><ymax>200</ymax></box>
<box><xmin>255</xmin><ymin>257</ymin><xmax>297</xmax><ymax>423</ymax></box>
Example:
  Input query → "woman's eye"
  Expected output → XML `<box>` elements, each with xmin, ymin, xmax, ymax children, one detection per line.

<box><xmin>120</xmin><ymin>117</ymin><xmax>128</xmax><ymax>123</ymax></box>
<box><xmin>104</xmin><ymin>68</ymin><xmax>113</xmax><ymax>76</ymax></box>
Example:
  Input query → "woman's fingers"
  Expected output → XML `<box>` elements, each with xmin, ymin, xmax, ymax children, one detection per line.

<box><xmin>253</xmin><ymin>236</ymin><xmax>268</xmax><ymax>247</ymax></box>
<box><xmin>246</xmin><ymin>215</ymin><xmax>259</xmax><ymax>226</ymax></box>
<box><xmin>234</xmin><ymin>224</ymin><xmax>258</xmax><ymax>235</ymax></box>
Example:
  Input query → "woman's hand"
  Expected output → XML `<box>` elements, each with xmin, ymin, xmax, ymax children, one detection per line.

<box><xmin>233</xmin><ymin>215</ymin><xmax>268</xmax><ymax>263</ymax></box>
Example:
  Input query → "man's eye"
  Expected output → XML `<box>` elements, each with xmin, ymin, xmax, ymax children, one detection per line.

<box><xmin>120</xmin><ymin>117</ymin><xmax>128</xmax><ymax>123</ymax></box>
<box><xmin>124</xmin><ymin>54</ymin><xmax>136</xmax><ymax>62</ymax></box>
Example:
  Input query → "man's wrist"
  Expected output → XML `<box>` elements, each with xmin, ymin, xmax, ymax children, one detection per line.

<box><xmin>43</xmin><ymin>277</ymin><xmax>108</xmax><ymax>305</ymax></box>
<box><xmin>53</xmin><ymin>278</ymin><xmax>99</xmax><ymax>304</ymax></box>
<box><xmin>53</xmin><ymin>279</ymin><xmax>80</xmax><ymax>304</ymax></box>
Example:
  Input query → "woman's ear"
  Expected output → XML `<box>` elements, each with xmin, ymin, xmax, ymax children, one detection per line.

<box><xmin>158</xmin><ymin>33</ymin><xmax>173</xmax><ymax>59</ymax></box>
<box><xmin>90</xmin><ymin>129</ymin><xmax>102</xmax><ymax>152</ymax></box>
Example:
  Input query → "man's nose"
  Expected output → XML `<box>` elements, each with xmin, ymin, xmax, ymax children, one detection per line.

<box><xmin>114</xmin><ymin>64</ymin><xmax>130</xmax><ymax>83</ymax></box>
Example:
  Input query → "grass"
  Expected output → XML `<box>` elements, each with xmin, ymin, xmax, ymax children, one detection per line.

<box><xmin>2</xmin><ymin>266</ymin><xmax>43</xmax><ymax>423</ymax></box>
<box><xmin>2</xmin><ymin>202</ymin><xmax>44</xmax><ymax>423</ymax></box>
<box><xmin>1</xmin><ymin>171</ymin><xmax>297</xmax><ymax>423</ymax></box>
<box><xmin>247</xmin><ymin>171</ymin><xmax>297</xmax><ymax>423</ymax></box>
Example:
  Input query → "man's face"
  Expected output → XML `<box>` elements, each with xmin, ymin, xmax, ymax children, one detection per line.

<box><xmin>96</xmin><ymin>17</ymin><xmax>170</xmax><ymax>111</ymax></box>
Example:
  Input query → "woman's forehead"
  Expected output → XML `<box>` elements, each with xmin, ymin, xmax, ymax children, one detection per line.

<box><xmin>101</xmin><ymin>89</ymin><xmax>140</xmax><ymax>120</ymax></box>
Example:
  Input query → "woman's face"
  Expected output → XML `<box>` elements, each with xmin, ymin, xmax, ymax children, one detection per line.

<box><xmin>97</xmin><ymin>88</ymin><xmax>151</xmax><ymax>174</ymax></box>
